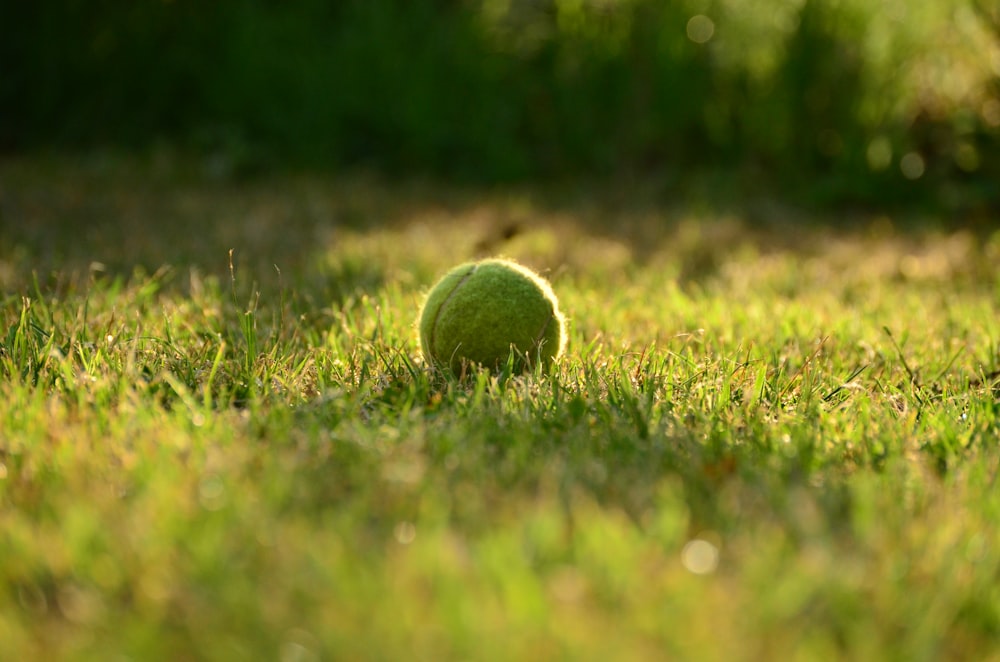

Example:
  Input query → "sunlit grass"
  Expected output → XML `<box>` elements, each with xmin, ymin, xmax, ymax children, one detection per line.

<box><xmin>1</xmin><ymin>156</ymin><xmax>1000</xmax><ymax>660</ymax></box>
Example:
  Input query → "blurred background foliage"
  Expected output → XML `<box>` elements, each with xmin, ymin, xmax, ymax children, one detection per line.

<box><xmin>2</xmin><ymin>0</ymin><xmax>999</xmax><ymax>210</ymax></box>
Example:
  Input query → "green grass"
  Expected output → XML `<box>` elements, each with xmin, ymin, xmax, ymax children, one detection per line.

<box><xmin>2</xmin><ymin>155</ymin><xmax>1000</xmax><ymax>660</ymax></box>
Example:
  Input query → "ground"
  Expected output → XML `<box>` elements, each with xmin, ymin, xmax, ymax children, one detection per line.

<box><xmin>1</xmin><ymin>154</ymin><xmax>999</xmax><ymax>660</ymax></box>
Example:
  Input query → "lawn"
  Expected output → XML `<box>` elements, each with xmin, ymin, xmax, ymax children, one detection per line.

<box><xmin>2</xmin><ymin>155</ymin><xmax>1000</xmax><ymax>661</ymax></box>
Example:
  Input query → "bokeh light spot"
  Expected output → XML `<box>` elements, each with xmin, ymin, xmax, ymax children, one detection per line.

<box><xmin>687</xmin><ymin>15</ymin><xmax>715</xmax><ymax>44</ymax></box>
<box><xmin>900</xmin><ymin>152</ymin><xmax>925</xmax><ymax>180</ymax></box>
<box><xmin>394</xmin><ymin>521</ymin><xmax>417</xmax><ymax>545</ymax></box>
<box><xmin>681</xmin><ymin>538</ymin><xmax>719</xmax><ymax>575</ymax></box>
<box><xmin>866</xmin><ymin>137</ymin><xmax>892</xmax><ymax>171</ymax></box>
<box><xmin>198</xmin><ymin>475</ymin><xmax>226</xmax><ymax>511</ymax></box>
<box><xmin>281</xmin><ymin>629</ymin><xmax>319</xmax><ymax>662</ymax></box>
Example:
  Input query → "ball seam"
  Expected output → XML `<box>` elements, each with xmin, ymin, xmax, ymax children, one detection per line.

<box><xmin>427</xmin><ymin>264</ymin><xmax>478</xmax><ymax>365</ymax></box>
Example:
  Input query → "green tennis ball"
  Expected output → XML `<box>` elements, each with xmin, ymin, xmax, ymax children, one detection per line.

<box><xmin>418</xmin><ymin>259</ymin><xmax>567</xmax><ymax>375</ymax></box>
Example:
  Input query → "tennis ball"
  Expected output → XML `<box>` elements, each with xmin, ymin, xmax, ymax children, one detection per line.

<box><xmin>418</xmin><ymin>259</ymin><xmax>566</xmax><ymax>375</ymax></box>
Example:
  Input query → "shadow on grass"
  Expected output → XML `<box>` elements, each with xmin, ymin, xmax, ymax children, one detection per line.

<box><xmin>2</xmin><ymin>153</ymin><xmax>998</xmax><ymax>303</ymax></box>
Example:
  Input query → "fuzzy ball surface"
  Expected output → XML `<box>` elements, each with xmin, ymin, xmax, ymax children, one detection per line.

<box><xmin>418</xmin><ymin>259</ymin><xmax>566</xmax><ymax>375</ymax></box>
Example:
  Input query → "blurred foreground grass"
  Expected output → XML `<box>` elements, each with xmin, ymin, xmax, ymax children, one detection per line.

<box><xmin>2</xmin><ymin>156</ymin><xmax>1000</xmax><ymax>660</ymax></box>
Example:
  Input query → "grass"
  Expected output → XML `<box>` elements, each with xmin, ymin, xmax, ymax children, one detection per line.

<box><xmin>2</xmin><ymin>154</ymin><xmax>1000</xmax><ymax>660</ymax></box>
